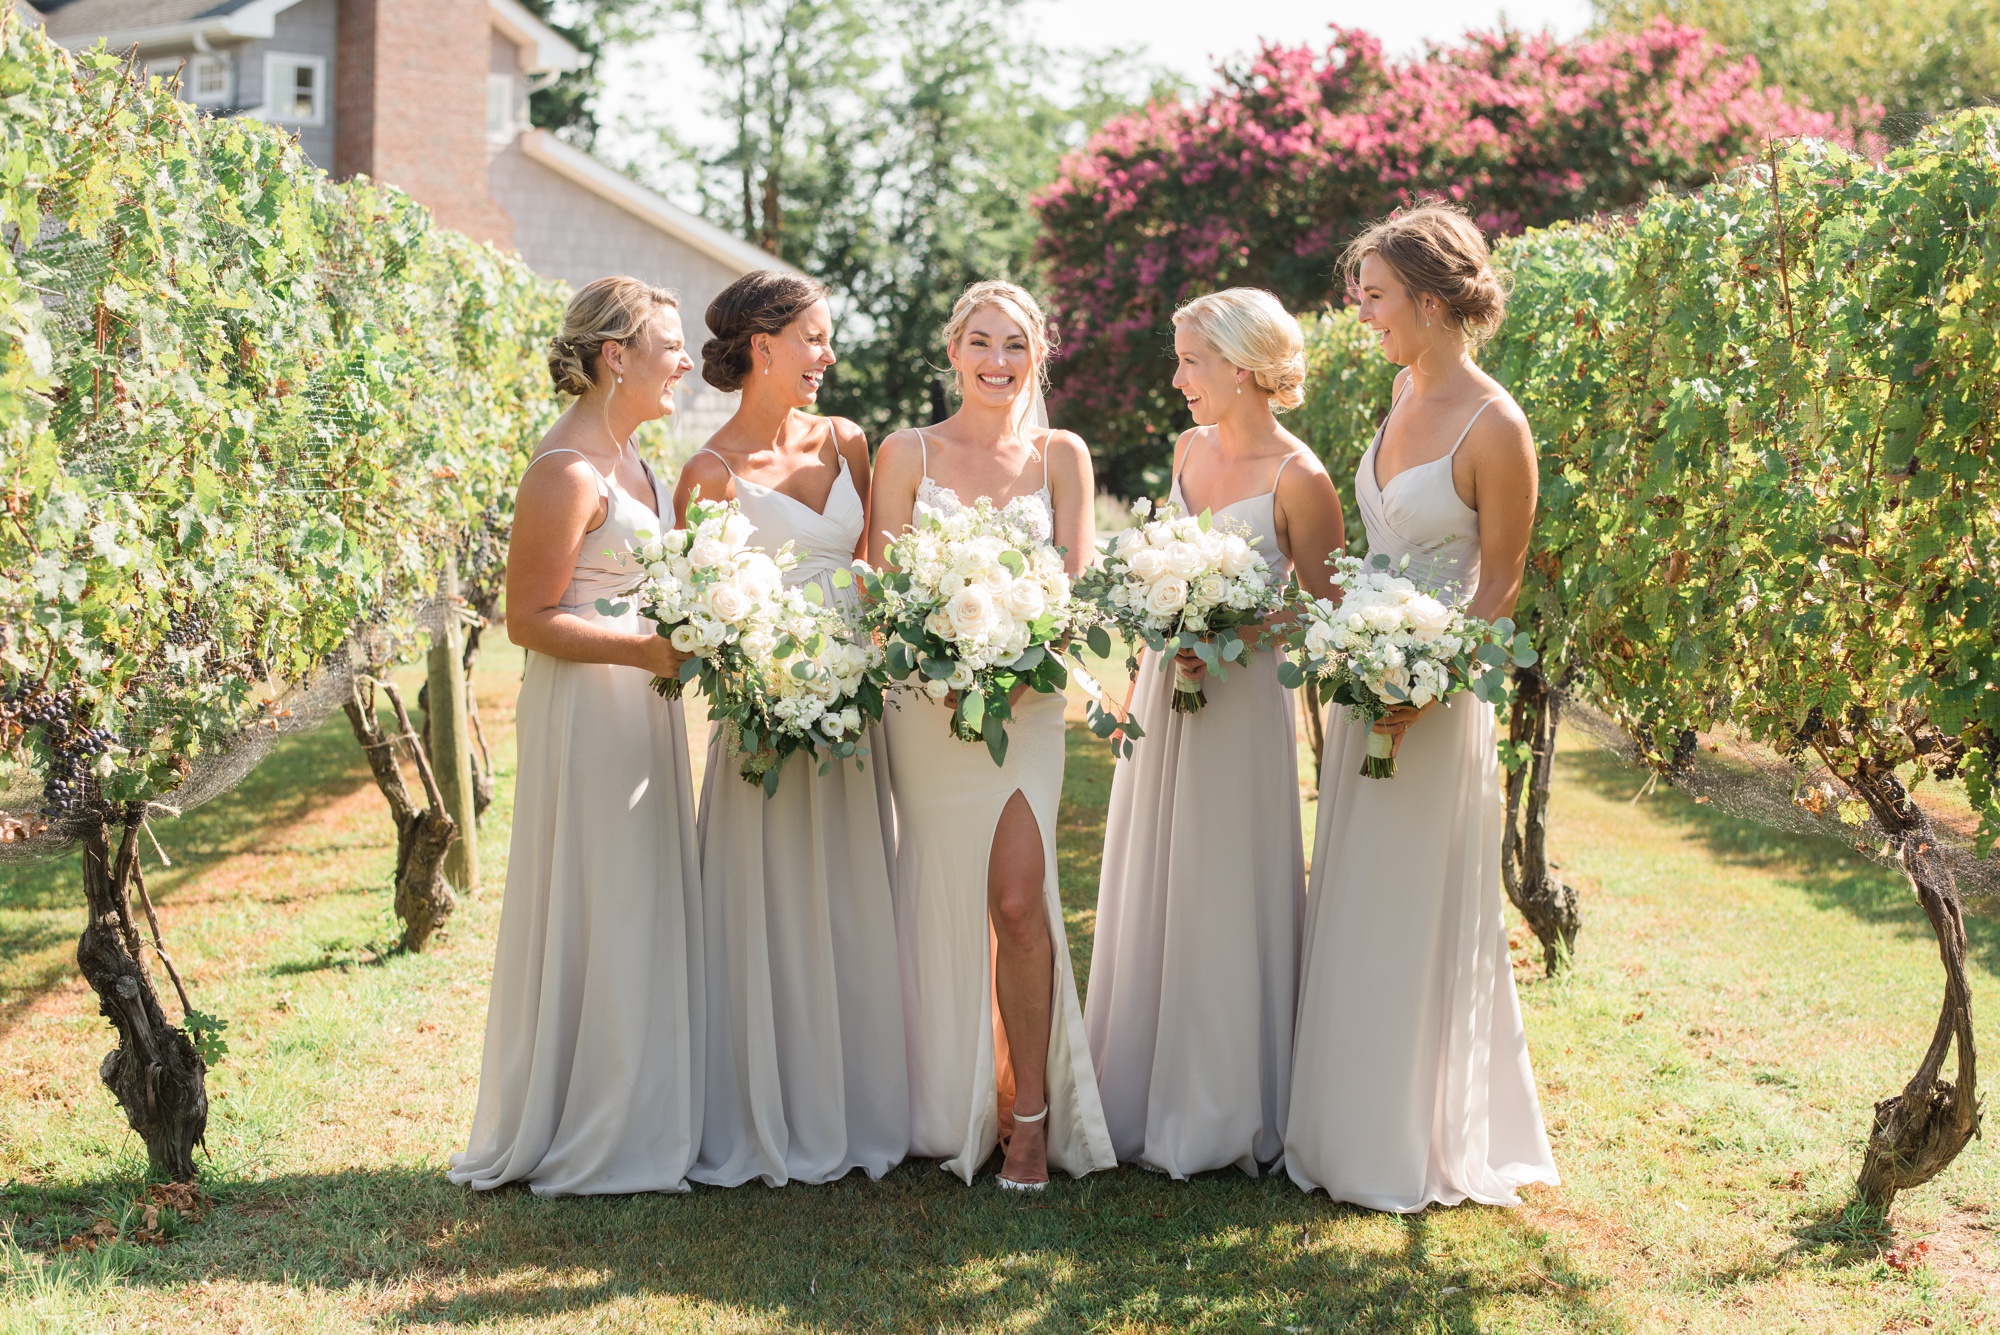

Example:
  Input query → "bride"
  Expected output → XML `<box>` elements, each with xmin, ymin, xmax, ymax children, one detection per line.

<box><xmin>449</xmin><ymin>277</ymin><xmax>704</xmax><ymax>1196</ymax></box>
<box><xmin>867</xmin><ymin>280</ymin><xmax>1116</xmax><ymax>1189</ymax></box>
<box><xmin>1285</xmin><ymin>204</ymin><xmax>1560</xmax><ymax>1209</ymax></box>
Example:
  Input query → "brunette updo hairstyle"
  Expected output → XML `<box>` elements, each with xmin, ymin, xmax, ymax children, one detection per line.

<box><xmin>1342</xmin><ymin>202</ymin><xmax>1508</xmax><ymax>343</ymax></box>
<box><xmin>548</xmin><ymin>275</ymin><xmax>679</xmax><ymax>397</ymax></box>
<box><xmin>1172</xmin><ymin>288</ymin><xmax>1307</xmax><ymax>412</ymax></box>
<box><xmin>701</xmin><ymin>270</ymin><xmax>829</xmax><ymax>392</ymax></box>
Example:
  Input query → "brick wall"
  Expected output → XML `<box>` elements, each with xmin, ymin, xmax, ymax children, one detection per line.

<box><xmin>334</xmin><ymin>0</ymin><xmax>513</xmax><ymax>247</ymax></box>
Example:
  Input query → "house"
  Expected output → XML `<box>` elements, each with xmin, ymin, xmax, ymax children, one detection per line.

<box><xmin>27</xmin><ymin>0</ymin><xmax>781</xmax><ymax>437</ymax></box>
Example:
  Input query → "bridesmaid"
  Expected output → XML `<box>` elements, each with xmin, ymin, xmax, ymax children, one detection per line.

<box><xmin>678</xmin><ymin>271</ymin><xmax>908</xmax><ymax>1188</ymax></box>
<box><xmin>1086</xmin><ymin>289</ymin><xmax>1345</xmax><ymax>1178</ymax></box>
<box><xmin>868</xmin><ymin>280</ymin><xmax>1117</xmax><ymax>1190</ymax></box>
<box><xmin>1286</xmin><ymin>206</ymin><xmax>1560</xmax><ymax>1209</ymax></box>
<box><xmin>450</xmin><ymin>277</ymin><xmax>703</xmax><ymax>1195</ymax></box>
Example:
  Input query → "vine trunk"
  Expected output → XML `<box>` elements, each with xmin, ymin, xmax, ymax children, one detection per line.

<box><xmin>344</xmin><ymin>678</ymin><xmax>458</xmax><ymax>952</ymax></box>
<box><xmin>1502</xmin><ymin>667</ymin><xmax>1580</xmax><ymax>975</ymax></box>
<box><xmin>76</xmin><ymin>816</ymin><xmax>207</xmax><ymax>1181</ymax></box>
<box><xmin>1845</xmin><ymin>757</ymin><xmax>1981</xmax><ymax>1214</ymax></box>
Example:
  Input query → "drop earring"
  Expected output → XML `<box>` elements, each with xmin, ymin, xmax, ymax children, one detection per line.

<box><xmin>1235</xmin><ymin>381</ymin><xmax>1242</xmax><ymax>395</ymax></box>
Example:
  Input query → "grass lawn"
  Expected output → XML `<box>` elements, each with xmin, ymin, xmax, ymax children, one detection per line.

<box><xmin>1</xmin><ymin>633</ymin><xmax>1996</xmax><ymax>1332</ymax></box>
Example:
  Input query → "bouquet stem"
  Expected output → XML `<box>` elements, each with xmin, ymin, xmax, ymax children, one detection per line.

<box><xmin>1361</xmin><ymin>728</ymin><xmax>1398</xmax><ymax>779</ymax></box>
<box><xmin>651</xmin><ymin>676</ymin><xmax>686</xmax><ymax>701</ymax></box>
<box><xmin>1171</xmin><ymin>667</ymin><xmax>1208</xmax><ymax>714</ymax></box>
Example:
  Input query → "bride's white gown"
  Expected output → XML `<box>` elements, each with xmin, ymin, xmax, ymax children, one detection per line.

<box><xmin>450</xmin><ymin>449</ymin><xmax>704</xmax><ymax>1196</ymax></box>
<box><xmin>1285</xmin><ymin>395</ymin><xmax>1560</xmax><ymax>1210</ymax></box>
<box><xmin>882</xmin><ymin>438</ymin><xmax>1117</xmax><ymax>1183</ymax></box>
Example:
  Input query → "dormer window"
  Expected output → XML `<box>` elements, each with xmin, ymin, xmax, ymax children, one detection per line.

<box><xmin>265</xmin><ymin>54</ymin><xmax>325</xmax><ymax>126</ymax></box>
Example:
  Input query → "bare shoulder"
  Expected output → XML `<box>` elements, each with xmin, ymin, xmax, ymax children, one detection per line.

<box><xmin>518</xmin><ymin>448</ymin><xmax>599</xmax><ymax>507</ymax></box>
<box><xmin>1040</xmin><ymin>428</ymin><xmax>1094</xmax><ymax>482</ymax></box>
<box><xmin>676</xmin><ymin>448</ymin><xmax>734</xmax><ymax>505</ymax></box>
<box><xmin>1170</xmin><ymin>426</ymin><xmax>1204</xmax><ymax>472</ymax></box>
<box><xmin>875</xmin><ymin>427</ymin><xmax>925</xmax><ymax>472</ymax></box>
<box><xmin>1465</xmin><ymin>388</ymin><xmax>1535</xmax><ymax>469</ymax></box>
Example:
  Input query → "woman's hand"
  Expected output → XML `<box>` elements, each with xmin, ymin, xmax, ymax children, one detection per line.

<box><xmin>1173</xmin><ymin>646</ymin><xmax>1207</xmax><ymax>689</ymax></box>
<box><xmin>1371</xmin><ymin>701</ymin><xmax>1437</xmax><ymax>760</ymax></box>
<box><xmin>636</xmin><ymin>634</ymin><xmax>689</xmax><ymax>681</ymax></box>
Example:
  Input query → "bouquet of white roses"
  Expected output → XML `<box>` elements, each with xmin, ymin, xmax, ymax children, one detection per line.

<box><xmin>1278</xmin><ymin>553</ymin><xmax>1536</xmax><ymax>778</ymax></box>
<box><xmin>705</xmin><ymin>578</ymin><xmax>887</xmax><ymax>795</ymax></box>
<box><xmin>599</xmin><ymin>495</ymin><xmax>792</xmax><ymax>700</ymax></box>
<box><xmin>856</xmin><ymin>497</ymin><xmax>1086</xmax><ymax>766</ymax></box>
<box><xmin>1077</xmin><ymin>498</ymin><xmax>1297</xmax><ymax>714</ymax></box>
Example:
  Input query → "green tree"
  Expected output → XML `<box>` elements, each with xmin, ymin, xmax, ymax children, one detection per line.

<box><xmin>517</xmin><ymin>0</ymin><xmax>661</xmax><ymax>147</ymax></box>
<box><xmin>1594</xmin><ymin>0</ymin><xmax>2000</xmax><ymax>126</ymax></box>
<box><xmin>652</xmin><ymin>0</ymin><xmax>1167</xmax><ymax>436</ymax></box>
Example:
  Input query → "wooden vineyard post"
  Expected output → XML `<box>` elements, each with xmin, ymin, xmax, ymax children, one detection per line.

<box><xmin>429</xmin><ymin>564</ymin><xmax>479</xmax><ymax>894</ymax></box>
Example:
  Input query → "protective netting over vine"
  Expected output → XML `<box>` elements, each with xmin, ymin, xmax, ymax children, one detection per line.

<box><xmin>0</xmin><ymin>19</ymin><xmax>564</xmax><ymax>859</ymax></box>
<box><xmin>1558</xmin><ymin>693</ymin><xmax>2000</xmax><ymax>900</ymax></box>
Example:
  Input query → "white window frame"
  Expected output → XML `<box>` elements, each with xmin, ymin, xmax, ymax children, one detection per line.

<box><xmin>188</xmin><ymin>54</ymin><xmax>233</xmax><ymax>107</ymax></box>
<box><xmin>487</xmin><ymin>73</ymin><xmax>521</xmax><ymax>143</ymax></box>
<box><xmin>263</xmin><ymin>52</ymin><xmax>326</xmax><ymax>127</ymax></box>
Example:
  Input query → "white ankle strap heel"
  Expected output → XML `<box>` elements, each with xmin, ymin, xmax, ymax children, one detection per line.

<box><xmin>998</xmin><ymin>1104</ymin><xmax>1050</xmax><ymax>1192</ymax></box>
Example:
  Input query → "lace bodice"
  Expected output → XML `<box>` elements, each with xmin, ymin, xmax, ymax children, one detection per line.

<box><xmin>913</xmin><ymin>475</ymin><xmax>1054</xmax><ymax>544</ymax></box>
<box><xmin>1355</xmin><ymin>390</ymin><xmax>1492</xmax><ymax>606</ymax></box>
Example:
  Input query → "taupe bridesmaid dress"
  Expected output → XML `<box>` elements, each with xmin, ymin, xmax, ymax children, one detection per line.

<box><xmin>690</xmin><ymin>449</ymin><xmax>909</xmax><ymax>1187</ymax></box>
<box><xmin>1284</xmin><ymin>392</ymin><xmax>1560</xmax><ymax>1210</ymax></box>
<box><xmin>449</xmin><ymin>448</ymin><xmax>705</xmax><ymax>1196</ymax></box>
<box><xmin>1086</xmin><ymin>444</ymin><xmax>1305</xmax><ymax>1178</ymax></box>
<box><xmin>882</xmin><ymin>434</ymin><xmax>1117</xmax><ymax>1184</ymax></box>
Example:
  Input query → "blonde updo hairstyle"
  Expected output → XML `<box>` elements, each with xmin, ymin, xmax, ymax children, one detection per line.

<box><xmin>548</xmin><ymin>275</ymin><xmax>679</xmax><ymax>397</ymax></box>
<box><xmin>1171</xmin><ymin>288</ymin><xmax>1307</xmax><ymax>412</ymax></box>
<box><xmin>1341</xmin><ymin>202</ymin><xmax>1507</xmax><ymax>344</ymax></box>
<box><xmin>941</xmin><ymin>279</ymin><xmax>1057</xmax><ymax>402</ymax></box>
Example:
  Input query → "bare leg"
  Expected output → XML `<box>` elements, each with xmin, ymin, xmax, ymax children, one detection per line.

<box><xmin>989</xmin><ymin>788</ymin><xmax>1053</xmax><ymax>1184</ymax></box>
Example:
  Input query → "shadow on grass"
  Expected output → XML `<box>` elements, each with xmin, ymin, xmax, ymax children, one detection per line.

<box><xmin>0</xmin><ymin>716</ymin><xmax>380</xmax><ymax>1037</ymax></box>
<box><xmin>5</xmin><ymin>1164</ymin><xmax>1622</xmax><ymax>1333</ymax></box>
<box><xmin>1557</xmin><ymin>745</ymin><xmax>2000</xmax><ymax>979</ymax></box>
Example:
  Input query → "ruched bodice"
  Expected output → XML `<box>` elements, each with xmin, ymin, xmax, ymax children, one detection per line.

<box><xmin>1355</xmin><ymin>394</ymin><xmax>1486</xmax><ymax>605</ymax></box>
<box><xmin>725</xmin><ymin>453</ymin><xmax>865</xmax><ymax>604</ymax></box>
<box><xmin>555</xmin><ymin>454</ymin><xmax>670</xmax><ymax>613</ymax></box>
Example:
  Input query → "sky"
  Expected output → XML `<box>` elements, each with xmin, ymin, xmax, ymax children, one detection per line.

<box><xmin>594</xmin><ymin>0</ymin><xmax>1597</xmax><ymax>199</ymax></box>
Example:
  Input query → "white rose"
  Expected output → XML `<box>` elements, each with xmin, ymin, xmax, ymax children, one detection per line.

<box><xmin>1405</xmin><ymin>595</ymin><xmax>1453</xmax><ymax>640</ymax></box>
<box><xmin>1217</xmin><ymin>536</ymin><xmax>1256</xmax><ymax>579</ymax></box>
<box><xmin>947</xmin><ymin>584</ymin><xmax>996</xmax><ymax>638</ymax></box>
<box><xmin>923</xmin><ymin>677</ymin><xmax>951</xmax><ymax>701</ymax></box>
<box><xmin>707</xmin><ymin>582</ymin><xmax>755</xmax><ymax>623</ymax></box>
<box><xmin>840</xmin><ymin>706</ymin><xmax>862</xmax><ymax>734</ymax></box>
<box><xmin>1193</xmin><ymin>573</ymin><xmax>1225</xmax><ymax>608</ymax></box>
<box><xmin>689</xmin><ymin>536</ymin><xmax>729</xmax><ymax>568</ymax></box>
<box><xmin>1162</xmin><ymin>541</ymin><xmax>1204</xmax><ymax>580</ymax></box>
<box><xmin>1114</xmin><ymin>529</ymin><xmax>1148</xmax><ymax>560</ymax></box>
<box><xmin>947</xmin><ymin>662</ymin><xmax>976</xmax><ymax>691</ymax></box>
<box><xmin>669</xmin><ymin>622</ymin><xmax>704</xmax><ymax>654</ymax></box>
<box><xmin>926</xmin><ymin>609</ymin><xmax>957</xmax><ymax>640</ymax></box>
<box><xmin>1003</xmin><ymin>579</ymin><xmax>1046</xmax><ymax>621</ymax></box>
<box><xmin>1381</xmin><ymin>663</ymin><xmax>1412</xmax><ymax>698</ymax></box>
<box><xmin>1128</xmin><ymin>548</ymin><xmax>1169</xmax><ymax>582</ymax></box>
<box><xmin>1144</xmin><ymin>577</ymin><xmax>1189</xmax><ymax>617</ymax></box>
<box><xmin>721</xmin><ymin>512</ymin><xmax>756</xmax><ymax>549</ymax></box>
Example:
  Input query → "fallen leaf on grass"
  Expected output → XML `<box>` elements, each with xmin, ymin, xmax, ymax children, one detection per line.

<box><xmin>1886</xmin><ymin>1240</ymin><xmax>1931</xmax><ymax>1273</ymax></box>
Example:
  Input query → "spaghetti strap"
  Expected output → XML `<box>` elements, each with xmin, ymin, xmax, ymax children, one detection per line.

<box><xmin>524</xmin><ymin>447</ymin><xmax>609</xmax><ymax>496</ymax></box>
<box><xmin>1270</xmin><ymin>452</ymin><xmax>1297</xmax><ymax>490</ymax></box>
<box><xmin>694</xmin><ymin>447</ymin><xmax>738</xmax><ymax>478</ymax></box>
<box><xmin>1040</xmin><ymin>432</ymin><xmax>1051</xmax><ymax>492</ymax></box>
<box><xmin>1447</xmin><ymin>399</ymin><xmax>1499</xmax><ymax>457</ymax></box>
<box><xmin>915</xmin><ymin>428</ymin><xmax>930</xmax><ymax>480</ymax></box>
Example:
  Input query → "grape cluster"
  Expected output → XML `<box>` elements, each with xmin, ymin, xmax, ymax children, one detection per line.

<box><xmin>164</xmin><ymin>607</ymin><xmax>212</xmax><ymax>648</ymax></box>
<box><xmin>0</xmin><ymin>682</ymin><xmax>114</xmax><ymax>816</ymax></box>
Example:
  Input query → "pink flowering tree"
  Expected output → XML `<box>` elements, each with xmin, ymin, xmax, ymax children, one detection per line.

<box><xmin>1034</xmin><ymin>21</ymin><xmax>1846</xmax><ymax>494</ymax></box>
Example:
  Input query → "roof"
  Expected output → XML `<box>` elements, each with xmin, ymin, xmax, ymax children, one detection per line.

<box><xmin>488</xmin><ymin>0</ymin><xmax>582</xmax><ymax>77</ymax></box>
<box><xmin>517</xmin><ymin>130</ymin><xmax>798</xmax><ymax>279</ymax></box>
<box><xmin>40</xmin><ymin>0</ymin><xmax>298</xmax><ymax>45</ymax></box>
